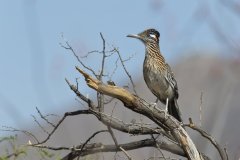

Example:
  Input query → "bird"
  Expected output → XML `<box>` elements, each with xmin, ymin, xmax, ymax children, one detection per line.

<box><xmin>127</xmin><ymin>28</ymin><xmax>182</xmax><ymax>122</ymax></box>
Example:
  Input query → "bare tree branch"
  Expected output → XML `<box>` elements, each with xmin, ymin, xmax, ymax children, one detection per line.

<box><xmin>114</xmin><ymin>48</ymin><xmax>138</xmax><ymax>95</ymax></box>
<box><xmin>186</xmin><ymin>118</ymin><xmax>228</xmax><ymax>160</ymax></box>
<box><xmin>66</xmin><ymin>79</ymin><xmax>168</xmax><ymax>136</ymax></box>
<box><xmin>1</xmin><ymin>126</ymin><xmax>39</xmax><ymax>144</ymax></box>
<box><xmin>35</xmin><ymin>107</ymin><xmax>56</xmax><ymax>128</ymax></box>
<box><xmin>60</xmin><ymin>36</ymin><xmax>98</xmax><ymax>77</ymax></box>
<box><xmin>31</xmin><ymin>114</ymin><xmax>50</xmax><ymax>135</ymax></box>
<box><xmin>97</xmin><ymin>32</ymin><xmax>106</xmax><ymax>116</ymax></box>
<box><xmin>61</xmin><ymin>139</ymin><xmax>185</xmax><ymax>160</ymax></box>
<box><xmin>79</xmin><ymin>130</ymin><xmax>108</xmax><ymax>153</ymax></box>
<box><xmin>32</xmin><ymin>110</ymin><xmax>91</xmax><ymax>145</ymax></box>
<box><xmin>119</xmin><ymin>146</ymin><xmax>133</xmax><ymax>160</ymax></box>
<box><xmin>74</xmin><ymin>66</ymin><xmax>206</xmax><ymax>160</ymax></box>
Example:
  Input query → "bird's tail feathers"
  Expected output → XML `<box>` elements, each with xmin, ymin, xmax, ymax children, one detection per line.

<box><xmin>168</xmin><ymin>100</ymin><xmax>182</xmax><ymax>122</ymax></box>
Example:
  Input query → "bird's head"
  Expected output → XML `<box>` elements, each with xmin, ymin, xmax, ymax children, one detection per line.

<box><xmin>127</xmin><ymin>28</ymin><xmax>160</xmax><ymax>44</ymax></box>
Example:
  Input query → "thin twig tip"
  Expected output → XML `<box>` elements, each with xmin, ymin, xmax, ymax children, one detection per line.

<box><xmin>65</xmin><ymin>78</ymin><xmax>70</xmax><ymax>85</ymax></box>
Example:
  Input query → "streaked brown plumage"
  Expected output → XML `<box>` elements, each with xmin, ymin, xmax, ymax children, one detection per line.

<box><xmin>127</xmin><ymin>29</ymin><xmax>182</xmax><ymax>122</ymax></box>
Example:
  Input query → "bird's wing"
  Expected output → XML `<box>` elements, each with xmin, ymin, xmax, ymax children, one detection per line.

<box><xmin>165</xmin><ymin>63</ymin><xmax>179</xmax><ymax>99</ymax></box>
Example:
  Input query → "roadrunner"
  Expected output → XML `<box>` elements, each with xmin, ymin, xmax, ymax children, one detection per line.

<box><xmin>127</xmin><ymin>29</ymin><xmax>182</xmax><ymax>122</ymax></box>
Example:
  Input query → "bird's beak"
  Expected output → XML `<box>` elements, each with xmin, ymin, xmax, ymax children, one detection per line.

<box><xmin>127</xmin><ymin>34</ymin><xmax>142</xmax><ymax>40</ymax></box>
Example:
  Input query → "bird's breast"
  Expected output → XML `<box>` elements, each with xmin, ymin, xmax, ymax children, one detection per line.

<box><xmin>143</xmin><ymin>57</ymin><xmax>174</xmax><ymax>101</ymax></box>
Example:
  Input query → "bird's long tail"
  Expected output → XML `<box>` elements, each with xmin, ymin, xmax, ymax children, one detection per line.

<box><xmin>168</xmin><ymin>99</ymin><xmax>182</xmax><ymax>122</ymax></box>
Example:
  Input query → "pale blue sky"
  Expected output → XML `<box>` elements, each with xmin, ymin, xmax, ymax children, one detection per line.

<box><xmin>0</xmin><ymin>0</ymin><xmax>239</xmax><ymax>131</ymax></box>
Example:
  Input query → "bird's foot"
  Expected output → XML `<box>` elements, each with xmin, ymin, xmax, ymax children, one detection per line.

<box><xmin>180</xmin><ymin>122</ymin><xmax>185</xmax><ymax>129</ymax></box>
<box><xmin>162</xmin><ymin>109</ymin><xmax>168</xmax><ymax>120</ymax></box>
<box><xmin>149</xmin><ymin>102</ymin><xmax>157</xmax><ymax>108</ymax></box>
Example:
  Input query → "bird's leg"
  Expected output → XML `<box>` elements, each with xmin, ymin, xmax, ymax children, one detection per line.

<box><xmin>165</xmin><ymin>98</ymin><xmax>169</xmax><ymax>112</ymax></box>
<box><xmin>163</xmin><ymin>98</ymin><xmax>169</xmax><ymax>119</ymax></box>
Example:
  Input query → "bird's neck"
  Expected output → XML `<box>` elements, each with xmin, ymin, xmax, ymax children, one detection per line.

<box><xmin>145</xmin><ymin>42</ymin><xmax>165</xmax><ymax>62</ymax></box>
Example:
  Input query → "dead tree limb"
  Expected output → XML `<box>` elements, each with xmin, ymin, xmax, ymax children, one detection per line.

<box><xmin>65</xmin><ymin>79</ymin><xmax>168</xmax><ymax>136</ymax></box>
<box><xmin>61</xmin><ymin>138</ymin><xmax>184</xmax><ymax>160</ymax></box>
<box><xmin>75</xmin><ymin>66</ymin><xmax>205</xmax><ymax>160</ymax></box>
<box><xmin>186</xmin><ymin>118</ymin><xmax>228</xmax><ymax>160</ymax></box>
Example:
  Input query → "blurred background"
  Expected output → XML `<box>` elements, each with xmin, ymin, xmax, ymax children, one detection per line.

<box><xmin>1</xmin><ymin>0</ymin><xmax>240</xmax><ymax>159</ymax></box>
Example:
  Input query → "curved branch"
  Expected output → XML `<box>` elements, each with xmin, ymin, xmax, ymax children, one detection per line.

<box><xmin>32</xmin><ymin>110</ymin><xmax>91</xmax><ymax>145</ymax></box>
<box><xmin>186</xmin><ymin>119</ymin><xmax>228</xmax><ymax>160</ymax></box>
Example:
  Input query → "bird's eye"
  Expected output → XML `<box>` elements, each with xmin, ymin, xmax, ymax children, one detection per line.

<box><xmin>149</xmin><ymin>33</ymin><xmax>157</xmax><ymax>40</ymax></box>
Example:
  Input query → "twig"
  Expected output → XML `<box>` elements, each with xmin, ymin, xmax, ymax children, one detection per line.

<box><xmin>66</xmin><ymin>78</ymin><xmax>95</xmax><ymax>109</ymax></box>
<box><xmin>1</xmin><ymin>126</ymin><xmax>39</xmax><ymax>144</ymax></box>
<box><xmin>97</xmin><ymin>32</ymin><xmax>106</xmax><ymax>114</ymax></box>
<box><xmin>107</xmin><ymin>102</ymin><xmax>119</xmax><ymax>147</ymax></box>
<box><xmin>151</xmin><ymin>134</ymin><xmax>167</xmax><ymax>160</ymax></box>
<box><xmin>119</xmin><ymin>146</ymin><xmax>133</xmax><ymax>160</ymax></box>
<box><xmin>32</xmin><ymin>110</ymin><xmax>91</xmax><ymax>145</ymax></box>
<box><xmin>80</xmin><ymin>50</ymin><xmax>101</xmax><ymax>58</ymax></box>
<box><xmin>30</xmin><ymin>145</ymin><xmax>70</xmax><ymax>150</ymax></box>
<box><xmin>31</xmin><ymin>115</ymin><xmax>49</xmax><ymax>135</ymax></box>
<box><xmin>114</xmin><ymin>48</ymin><xmax>137</xmax><ymax>95</ymax></box>
<box><xmin>79</xmin><ymin>130</ymin><xmax>108</xmax><ymax>152</ymax></box>
<box><xmin>35</xmin><ymin>107</ymin><xmax>56</xmax><ymax>128</ymax></box>
<box><xmin>104</xmin><ymin>97</ymin><xmax>115</xmax><ymax>104</ymax></box>
<box><xmin>122</xmin><ymin>52</ymin><xmax>137</xmax><ymax>63</ymax></box>
<box><xmin>60</xmin><ymin>36</ymin><xmax>97</xmax><ymax>77</ymax></box>
<box><xmin>99</xmin><ymin>32</ymin><xmax>106</xmax><ymax>80</ymax></box>
<box><xmin>186</xmin><ymin>118</ymin><xmax>228</xmax><ymax>160</ymax></box>
<box><xmin>107</xmin><ymin>126</ymin><xmax>119</xmax><ymax>147</ymax></box>
<box><xmin>109</xmin><ymin>57</ymin><xmax>119</xmax><ymax>80</ymax></box>
<box><xmin>80</xmin><ymin>49</ymin><xmax>116</xmax><ymax>58</ymax></box>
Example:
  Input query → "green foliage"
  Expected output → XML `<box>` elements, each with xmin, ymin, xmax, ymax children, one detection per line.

<box><xmin>0</xmin><ymin>135</ymin><xmax>27</xmax><ymax>159</ymax></box>
<box><xmin>38</xmin><ymin>148</ymin><xmax>55</xmax><ymax>159</ymax></box>
<box><xmin>0</xmin><ymin>134</ymin><xmax>65</xmax><ymax>160</ymax></box>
